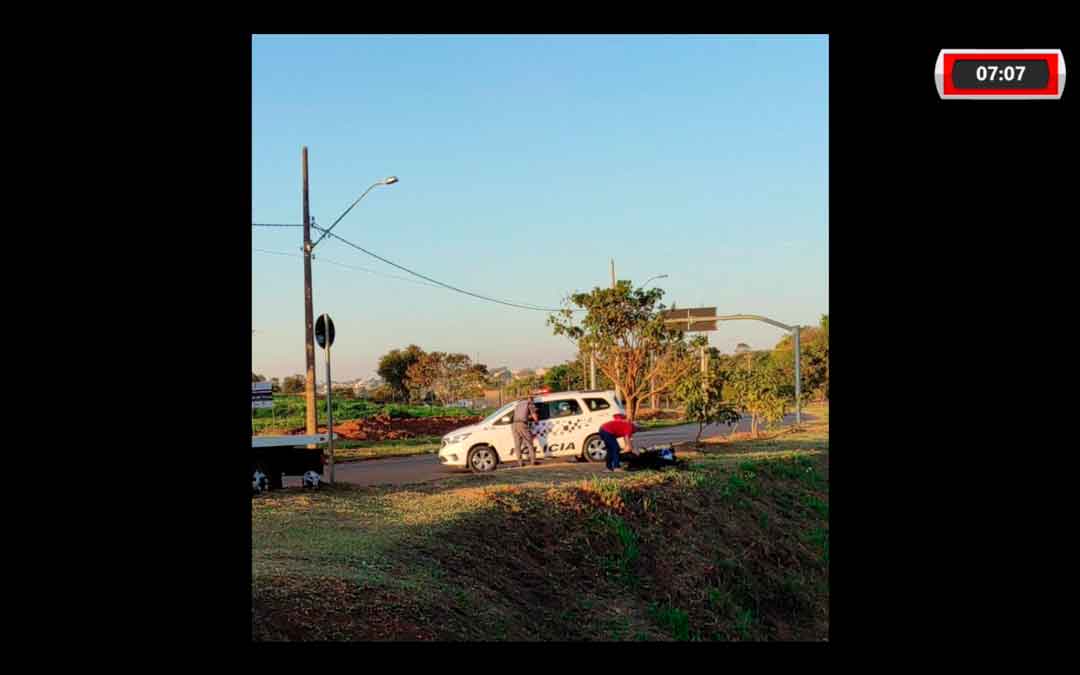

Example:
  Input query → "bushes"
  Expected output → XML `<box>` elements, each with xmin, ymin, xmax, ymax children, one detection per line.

<box><xmin>251</xmin><ymin>396</ymin><xmax>486</xmax><ymax>433</ymax></box>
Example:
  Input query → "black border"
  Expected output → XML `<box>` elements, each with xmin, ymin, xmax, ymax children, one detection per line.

<box><xmin>127</xmin><ymin>29</ymin><xmax>1073</xmax><ymax>647</ymax></box>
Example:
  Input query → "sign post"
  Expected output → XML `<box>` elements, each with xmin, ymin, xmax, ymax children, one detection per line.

<box><xmin>315</xmin><ymin>313</ymin><xmax>336</xmax><ymax>483</ymax></box>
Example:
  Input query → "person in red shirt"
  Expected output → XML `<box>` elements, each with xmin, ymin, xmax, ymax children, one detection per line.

<box><xmin>599</xmin><ymin>413</ymin><xmax>640</xmax><ymax>472</ymax></box>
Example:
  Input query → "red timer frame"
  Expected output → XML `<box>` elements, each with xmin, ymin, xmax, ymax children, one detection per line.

<box><xmin>943</xmin><ymin>53</ymin><xmax>1059</xmax><ymax>96</ymax></box>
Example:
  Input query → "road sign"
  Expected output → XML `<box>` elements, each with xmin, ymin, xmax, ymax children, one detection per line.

<box><xmin>661</xmin><ymin>307</ymin><xmax>718</xmax><ymax>331</ymax></box>
<box><xmin>252</xmin><ymin>381</ymin><xmax>273</xmax><ymax>409</ymax></box>
<box><xmin>315</xmin><ymin>314</ymin><xmax>335</xmax><ymax>349</ymax></box>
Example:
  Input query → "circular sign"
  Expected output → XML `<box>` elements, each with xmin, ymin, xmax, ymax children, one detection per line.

<box><xmin>315</xmin><ymin>314</ymin><xmax>335</xmax><ymax>349</ymax></box>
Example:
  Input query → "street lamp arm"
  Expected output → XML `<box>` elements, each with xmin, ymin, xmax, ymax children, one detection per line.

<box><xmin>311</xmin><ymin>182</ymin><xmax>382</xmax><ymax>249</ymax></box>
<box><xmin>641</xmin><ymin>274</ymin><xmax>669</xmax><ymax>289</ymax></box>
<box><xmin>713</xmin><ymin>314</ymin><xmax>795</xmax><ymax>332</ymax></box>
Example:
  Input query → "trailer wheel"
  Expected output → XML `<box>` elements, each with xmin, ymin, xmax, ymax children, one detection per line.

<box><xmin>252</xmin><ymin>462</ymin><xmax>270</xmax><ymax>495</ymax></box>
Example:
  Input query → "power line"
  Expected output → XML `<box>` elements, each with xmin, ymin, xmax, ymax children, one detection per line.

<box><xmin>321</xmin><ymin>230</ymin><xmax>567</xmax><ymax>312</ymax></box>
<box><xmin>252</xmin><ymin>247</ymin><xmax>295</xmax><ymax>258</ymax></box>
<box><xmin>319</xmin><ymin>258</ymin><xmax>445</xmax><ymax>290</ymax></box>
<box><xmin>253</xmin><ymin>247</ymin><xmax>445</xmax><ymax>290</ymax></box>
<box><xmin>253</xmin><ymin>223</ymin><xmax>579</xmax><ymax>312</ymax></box>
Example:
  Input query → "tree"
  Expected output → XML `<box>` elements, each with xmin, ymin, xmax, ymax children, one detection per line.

<box><xmin>469</xmin><ymin>363</ymin><xmax>490</xmax><ymax>385</ymax></box>
<box><xmin>369</xmin><ymin>384</ymin><xmax>396</xmax><ymax>404</ymax></box>
<box><xmin>543</xmin><ymin>364</ymin><xmax>572</xmax><ymax>392</ymax></box>
<box><xmin>675</xmin><ymin>371</ymin><xmax>741</xmax><ymax>442</ymax></box>
<box><xmin>771</xmin><ymin>313</ymin><xmax>829</xmax><ymax>402</ymax></box>
<box><xmin>251</xmin><ymin>372</ymin><xmax>266</xmax><ymax>383</ymax></box>
<box><xmin>505</xmin><ymin>374</ymin><xmax>544</xmax><ymax>399</ymax></box>
<box><xmin>727</xmin><ymin>366</ymin><xmax>789</xmax><ymax>437</ymax></box>
<box><xmin>406</xmin><ymin>352</ymin><xmax>486</xmax><ymax>404</ymax></box>
<box><xmin>270</xmin><ymin>377</ymin><xmax>281</xmax><ymax>393</ymax></box>
<box><xmin>377</xmin><ymin>345</ymin><xmax>426</xmax><ymax>402</ymax></box>
<box><xmin>281</xmin><ymin>374</ymin><xmax>305</xmax><ymax>394</ymax></box>
<box><xmin>331</xmin><ymin>384</ymin><xmax>355</xmax><ymax>399</ymax></box>
<box><xmin>549</xmin><ymin>281</ymin><xmax>701</xmax><ymax>421</ymax></box>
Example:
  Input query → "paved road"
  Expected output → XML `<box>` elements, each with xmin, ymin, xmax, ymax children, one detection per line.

<box><xmin>284</xmin><ymin>411</ymin><xmax>816</xmax><ymax>489</ymax></box>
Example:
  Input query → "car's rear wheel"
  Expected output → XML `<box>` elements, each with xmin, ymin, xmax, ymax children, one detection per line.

<box><xmin>583</xmin><ymin>434</ymin><xmax>608</xmax><ymax>463</ymax></box>
<box><xmin>468</xmin><ymin>445</ymin><xmax>499</xmax><ymax>473</ymax></box>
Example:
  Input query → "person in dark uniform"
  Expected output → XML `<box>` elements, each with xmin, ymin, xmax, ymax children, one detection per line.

<box><xmin>512</xmin><ymin>394</ymin><xmax>540</xmax><ymax>467</ymax></box>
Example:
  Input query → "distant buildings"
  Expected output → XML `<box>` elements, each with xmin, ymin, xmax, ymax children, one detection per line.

<box><xmin>312</xmin><ymin>377</ymin><xmax>384</xmax><ymax>396</ymax></box>
<box><xmin>352</xmin><ymin>376</ymin><xmax>384</xmax><ymax>395</ymax></box>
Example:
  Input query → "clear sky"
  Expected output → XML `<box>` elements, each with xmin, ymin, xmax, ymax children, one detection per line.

<box><xmin>252</xmin><ymin>35</ymin><xmax>828</xmax><ymax>382</ymax></box>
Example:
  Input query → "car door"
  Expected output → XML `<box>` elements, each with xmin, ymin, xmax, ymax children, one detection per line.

<box><xmin>531</xmin><ymin>398</ymin><xmax>588</xmax><ymax>456</ymax></box>
<box><xmin>488</xmin><ymin>405</ymin><xmax>516</xmax><ymax>457</ymax></box>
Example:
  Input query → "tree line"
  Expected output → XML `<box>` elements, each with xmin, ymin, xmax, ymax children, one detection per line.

<box><xmin>252</xmin><ymin>285</ymin><xmax>827</xmax><ymax>425</ymax></box>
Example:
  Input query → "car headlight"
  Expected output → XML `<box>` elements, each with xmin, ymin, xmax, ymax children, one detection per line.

<box><xmin>445</xmin><ymin>432</ymin><xmax>471</xmax><ymax>445</ymax></box>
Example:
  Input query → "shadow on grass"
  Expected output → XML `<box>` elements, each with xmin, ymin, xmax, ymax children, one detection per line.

<box><xmin>254</xmin><ymin>443</ymin><xmax>830</xmax><ymax>641</ymax></box>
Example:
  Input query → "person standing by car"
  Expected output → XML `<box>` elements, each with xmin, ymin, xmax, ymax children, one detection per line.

<box><xmin>598</xmin><ymin>413</ymin><xmax>640</xmax><ymax>472</ymax></box>
<box><xmin>512</xmin><ymin>394</ymin><xmax>540</xmax><ymax>467</ymax></box>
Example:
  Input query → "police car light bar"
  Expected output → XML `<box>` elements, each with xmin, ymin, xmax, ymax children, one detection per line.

<box><xmin>935</xmin><ymin>49</ymin><xmax>1066</xmax><ymax>100</ymax></box>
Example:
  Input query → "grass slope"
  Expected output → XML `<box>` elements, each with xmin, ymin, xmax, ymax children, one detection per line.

<box><xmin>252</xmin><ymin>412</ymin><xmax>829</xmax><ymax>641</ymax></box>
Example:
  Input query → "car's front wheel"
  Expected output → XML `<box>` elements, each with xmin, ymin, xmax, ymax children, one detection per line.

<box><xmin>582</xmin><ymin>434</ymin><xmax>608</xmax><ymax>463</ymax></box>
<box><xmin>468</xmin><ymin>445</ymin><xmax>499</xmax><ymax>473</ymax></box>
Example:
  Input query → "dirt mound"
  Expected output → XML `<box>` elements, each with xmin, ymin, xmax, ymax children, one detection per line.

<box><xmin>289</xmin><ymin>415</ymin><xmax>481</xmax><ymax>442</ymax></box>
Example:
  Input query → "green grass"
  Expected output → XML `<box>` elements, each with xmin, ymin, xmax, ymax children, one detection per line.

<box><xmin>252</xmin><ymin>406</ymin><xmax>829</xmax><ymax>641</ymax></box>
<box><xmin>649</xmin><ymin>604</ymin><xmax>691</xmax><ymax>641</ymax></box>
<box><xmin>597</xmin><ymin>512</ymin><xmax>640</xmax><ymax>585</ymax></box>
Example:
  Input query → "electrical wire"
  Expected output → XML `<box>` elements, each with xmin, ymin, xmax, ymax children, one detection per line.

<box><xmin>253</xmin><ymin>223</ymin><xmax>580</xmax><ymax>313</ymax></box>
<box><xmin>253</xmin><ymin>247</ymin><xmax>445</xmax><ymax>290</ymax></box>
<box><xmin>321</xmin><ymin>230</ymin><xmax>567</xmax><ymax>312</ymax></box>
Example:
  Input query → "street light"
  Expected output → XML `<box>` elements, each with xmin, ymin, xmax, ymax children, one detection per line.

<box><xmin>311</xmin><ymin>176</ymin><xmax>399</xmax><ymax>249</ymax></box>
<box><xmin>641</xmin><ymin>273</ymin><xmax>669</xmax><ymax>289</ymax></box>
<box><xmin>297</xmin><ymin>148</ymin><xmax>398</xmax><ymax>443</ymax></box>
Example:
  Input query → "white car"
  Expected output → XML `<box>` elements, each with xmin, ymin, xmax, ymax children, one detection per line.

<box><xmin>439</xmin><ymin>390</ymin><xmax>628</xmax><ymax>473</ymax></box>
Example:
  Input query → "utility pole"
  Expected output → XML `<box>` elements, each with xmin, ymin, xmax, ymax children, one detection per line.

<box><xmin>793</xmin><ymin>327</ymin><xmax>802</xmax><ymax>427</ymax></box>
<box><xmin>302</xmin><ymin>147</ymin><xmax>317</xmax><ymax>442</ymax></box>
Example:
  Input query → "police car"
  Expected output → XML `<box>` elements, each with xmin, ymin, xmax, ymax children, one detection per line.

<box><xmin>439</xmin><ymin>389</ymin><xmax>627</xmax><ymax>473</ymax></box>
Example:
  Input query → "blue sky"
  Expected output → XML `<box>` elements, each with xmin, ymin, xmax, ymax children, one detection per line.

<box><xmin>252</xmin><ymin>35</ymin><xmax>828</xmax><ymax>381</ymax></box>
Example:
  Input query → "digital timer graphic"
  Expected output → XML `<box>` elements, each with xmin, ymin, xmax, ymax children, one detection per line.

<box><xmin>935</xmin><ymin>49</ymin><xmax>1066</xmax><ymax>99</ymax></box>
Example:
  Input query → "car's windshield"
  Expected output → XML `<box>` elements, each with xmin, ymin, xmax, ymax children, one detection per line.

<box><xmin>481</xmin><ymin>402</ymin><xmax>515</xmax><ymax>425</ymax></box>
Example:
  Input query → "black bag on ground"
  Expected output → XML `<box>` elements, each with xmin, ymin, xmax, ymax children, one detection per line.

<box><xmin>624</xmin><ymin>445</ymin><xmax>682</xmax><ymax>471</ymax></box>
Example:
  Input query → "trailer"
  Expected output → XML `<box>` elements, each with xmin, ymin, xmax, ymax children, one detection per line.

<box><xmin>252</xmin><ymin>433</ymin><xmax>337</xmax><ymax>493</ymax></box>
